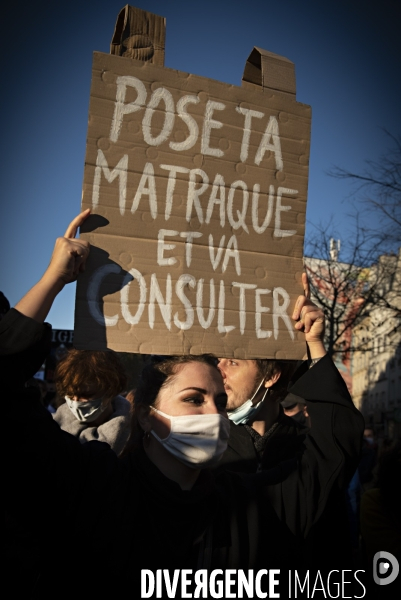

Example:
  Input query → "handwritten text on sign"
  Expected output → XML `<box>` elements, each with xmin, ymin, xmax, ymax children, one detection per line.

<box><xmin>76</xmin><ymin>52</ymin><xmax>310</xmax><ymax>358</ymax></box>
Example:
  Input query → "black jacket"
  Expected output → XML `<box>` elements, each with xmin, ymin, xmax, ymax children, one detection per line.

<box><xmin>216</xmin><ymin>410</ymin><xmax>306</xmax><ymax>474</ymax></box>
<box><xmin>215</xmin><ymin>359</ymin><xmax>365</xmax><ymax>569</ymax></box>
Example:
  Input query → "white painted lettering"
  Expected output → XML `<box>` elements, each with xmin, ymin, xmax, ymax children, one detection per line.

<box><xmin>157</xmin><ymin>229</ymin><xmax>179</xmax><ymax>266</ymax></box>
<box><xmin>142</xmin><ymin>87</ymin><xmax>175</xmax><ymax>146</ymax></box>
<box><xmin>274</xmin><ymin>187</ymin><xmax>298</xmax><ymax>237</ymax></box>
<box><xmin>186</xmin><ymin>169</ymin><xmax>209</xmax><ymax>223</ymax></box>
<box><xmin>255</xmin><ymin>288</ymin><xmax>272</xmax><ymax>339</ymax></box>
<box><xmin>149</xmin><ymin>273</ymin><xmax>172</xmax><ymax>330</ymax></box>
<box><xmin>232</xmin><ymin>282</ymin><xmax>257</xmax><ymax>333</ymax></box>
<box><xmin>87</xmin><ymin>265</ymin><xmax>120</xmax><ymax>326</ymax></box>
<box><xmin>92</xmin><ymin>150</ymin><xmax>128</xmax><ymax>215</ymax></box>
<box><xmin>201</xmin><ymin>101</ymin><xmax>225</xmax><ymax>157</ymax></box>
<box><xmin>120</xmin><ymin>268</ymin><xmax>147</xmax><ymax>325</ymax></box>
<box><xmin>131</xmin><ymin>162</ymin><xmax>158</xmax><ymax>219</ymax></box>
<box><xmin>208</xmin><ymin>234</ymin><xmax>225</xmax><ymax>271</ymax></box>
<box><xmin>205</xmin><ymin>173</ymin><xmax>226</xmax><ymax>227</ymax></box>
<box><xmin>196</xmin><ymin>279</ymin><xmax>216</xmax><ymax>329</ymax></box>
<box><xmin>252</xmin><ymin>184</ymin><xmax>274</xmax><ymax>234</ymax></box>
<box><xmin>170</xmin><ymin>95</ymin><xmax>200</xmax><ymax>152</ymax></box>
<box><xmin>227</xmin><ymin>180</ymin><xmax>249</xmax><ymax>233</ymax></box>
<box><xmin>255</xmin><ymin>116</ymin><xmax>283</xmax><ymax>170</ymax></box>
<box><xmin>110</xmin><ymin>76</ymin><xmax>147</xmax><ymax>143</ymax></box>
<box><xmin>174</xmin><ymin>275</ymin><xmax>196</xmax><ymax>330</ymax></box>
<box><xmin>160</xmin><ymin>164</ymin><xmax>190</xmax><ymax>220</ymax></box>
<box><xmin>218</xmin><ymin>281</ymin><xmax>235</xmax><ymax>333</ymax></box>
<box><xmin>222</xmin><ymin>235</ymin><xmax>241</xmax><ymax>276</ymax></box>
<box><xmin>236</xmin><ymin>106</ymin><xmax>264</xmax><ymax>162</ymax></box>
<box><xmin>273</xmin><ymin>287</ymin><xmax>295</xmax><ymax>340</ymax></box>
<box><xmin>180</xmin><ymin>231</ymin><xmax>202</xmax><ymax>267</ymax></box>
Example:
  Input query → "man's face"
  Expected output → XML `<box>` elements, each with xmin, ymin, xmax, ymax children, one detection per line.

<box><xmin>217</xmin><ymin>359</ymin><xmax>261</xmax><ymax>411</ymax></box>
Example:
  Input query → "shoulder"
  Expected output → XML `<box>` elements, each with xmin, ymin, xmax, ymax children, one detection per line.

<box><xmin>0</xmin><ymin>308</ymin><xmax>51</xmax><ymax>355</ymax></box>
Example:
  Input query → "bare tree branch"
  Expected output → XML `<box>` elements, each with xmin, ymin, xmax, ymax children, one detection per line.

<box><xmin>328</xmin><ymin>130</ymin><xmax>401</xmax><ymax>249</ymax></box>
<box><xmin>304</xmin><ymin>220</ymin><xmax>400</xmax><ymax>361</ymax></box>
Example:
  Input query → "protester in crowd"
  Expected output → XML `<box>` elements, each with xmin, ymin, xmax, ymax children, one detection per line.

<box><xmin>215</xmin><ymin>357</ymin><xmax>302</xmax><ymax>473</ymax></box>
<box><xmin>215</xmin><ymin>303</ymin><xmax>359</xmax><ymax>569</ymax></box>
<box><xmin>3</xmin><ymin>210</ymin><xmax>364</xmax><ymax>596</ymax></box>
<box><xmin>53</xmin><ymin>349</ymin><xmax>131</xmax><ymax>456</ymax></box>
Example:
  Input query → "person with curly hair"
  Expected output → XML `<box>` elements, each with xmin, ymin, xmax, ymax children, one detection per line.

<box><xmin>53</xmin><ymin>348</ymin><xmax>131</xmax><ymax>455</ymax></box>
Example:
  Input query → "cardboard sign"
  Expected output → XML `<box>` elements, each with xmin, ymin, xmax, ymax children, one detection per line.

<box><xmin>74</xmin><ymin>21</ymin><xmax>311</xmax><ymax>359</ymax></box>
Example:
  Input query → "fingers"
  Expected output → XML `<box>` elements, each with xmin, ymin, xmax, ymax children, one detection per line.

<box><xmin>296</xmin><ymin>307</ymin><xmax>314</xmax><ymax>334</ymax></box>
<box><xmin>292</xmin><ymin>273</ymin><xmax>311</xmax><ymax>321</ymax></box>
<box><xmin>302</xmin><ymin>272</ymin><xmax>310</xmax><ymax>299</ymax></box>
<box><xmin>292</xmin><ymin>294</ymin><xmax>308</xmax><ymax>321</ymax></box>
<box><xmin>293</xmin><ymin>302</ymin><xmax>325</xmax><ymax>335</ymax></box>
<box><xmin>293</xmin><ymin>296</ymin><xmax>321</xmax><ymax>323</ymax></box>
<box><xmin>48</xmin><ymin>234</ymin><xmax>90</xmax><ymax>284</ymax></box>
<box><xmin>64</xmin><ymin>208</ymin><xmax>91</xmax><ymax>239</ymax></box>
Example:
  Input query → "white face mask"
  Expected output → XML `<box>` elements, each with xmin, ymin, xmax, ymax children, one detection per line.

<box><xmin>65</xmin><ymin>396</ymin><xmax>107</xmax><ymax>423</ymax></box>
<box><xmin>150</xmin><ymin>407</ymin><xmax>230</xmax><ymax>469</ymax></box>
<box><xmin>227</xmin><ymin>378</ymin><xmax>268</xmax><ymax>425</ymax></box>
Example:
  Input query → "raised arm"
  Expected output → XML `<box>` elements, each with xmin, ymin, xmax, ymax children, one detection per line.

<box><xmin>15</xmin><ymin>209</ymin><xmax>90</xmax><ymax>323</ymax></box>
<box><xmin>255</xmin><ymin>273</ymin><xmax>364</xmax><ymax>543</ymax></box>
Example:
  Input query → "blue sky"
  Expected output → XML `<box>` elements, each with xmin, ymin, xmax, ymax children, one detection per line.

<box><xmin>1</xmin><ymin>0</ymin><xmax>400</xmax><ymax>330</ymax></box>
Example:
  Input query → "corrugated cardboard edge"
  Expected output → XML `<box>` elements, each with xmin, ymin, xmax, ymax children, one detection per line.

<box><xmin>110</xmin><ymin>4</ymin><xmax>166</xmax><ymax>66</ymax></box>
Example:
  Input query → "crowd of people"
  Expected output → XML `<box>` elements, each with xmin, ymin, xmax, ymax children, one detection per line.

<box><xmin>2</xmin><ymin>209</ymin><xmax>399</xmax><ymax>598</ymax></box>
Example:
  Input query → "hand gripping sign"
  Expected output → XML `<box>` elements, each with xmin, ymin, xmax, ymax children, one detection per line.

<box><xmin>74</xmin><ymin>5</ymin><xmax>311</xmax><ymax>359</ymax></box>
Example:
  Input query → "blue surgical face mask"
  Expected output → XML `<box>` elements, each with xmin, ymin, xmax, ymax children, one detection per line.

<box><xmin>227</xmin><ymin>378</ymin><xmax>268</xmax><ymax>425</ymax></box>
<box><xmin>65</xmin><ymin>396</ymin><xmax>107</xmax><ymax>423</ymax></box>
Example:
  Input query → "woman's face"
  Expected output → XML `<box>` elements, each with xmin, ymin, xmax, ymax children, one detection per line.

<box><xmin>150</xmin><ymin>362</ymin><xmax>227</xmax><ymax>439</ymax></box>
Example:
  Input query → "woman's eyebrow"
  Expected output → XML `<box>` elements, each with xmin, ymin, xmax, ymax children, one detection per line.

<box><xmin>178</xmin><ymin>387</ymin><xmax>227</xmax><ymax>396</ymax></box>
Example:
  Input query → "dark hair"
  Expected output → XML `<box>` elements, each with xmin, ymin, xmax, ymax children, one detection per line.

<box><xmin>254</xmin><ymin>359</ymin><xmax>298</xmax><ymax>402</ymax></box>
<box><xmin>122</xmin><ymin>354</ymin><xmax>219</xmax><ymax>453</ymax></box>
<box><xmin>55</xmin><ymin>349</ymin><xmax>127</xmax><ymax>399</ymax></box>
<box><xmin>135</xmin><ymin>354</ymin><xmax>218</xmax><ymax>407</ymax></box>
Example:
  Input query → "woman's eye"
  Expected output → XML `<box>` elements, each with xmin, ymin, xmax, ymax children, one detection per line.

<box><xmin>184</xmin><ymin>396</ymin><xmax>204</xmax><ymax>405</ymax></box>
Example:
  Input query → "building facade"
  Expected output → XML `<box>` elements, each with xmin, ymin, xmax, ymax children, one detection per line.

<box><xmin>306</xmin><ymin>248</ymin><xmax>401</xmax><ymax>442</ymax></box>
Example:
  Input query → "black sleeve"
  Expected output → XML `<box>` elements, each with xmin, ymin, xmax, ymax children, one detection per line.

<box><xmin>3</xmin><ymin>310</ymin><xmax>125</xmax><ymax>527</ymax></box>
<box><xmin>0</xmin><ymin>308</ymin><xmax>52</xmax><ymax>386</ymax></box>
<box><xmin>255</xmin><ymin>355</ymin><xmax>365</xmax><ymax>537</ymax></box>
